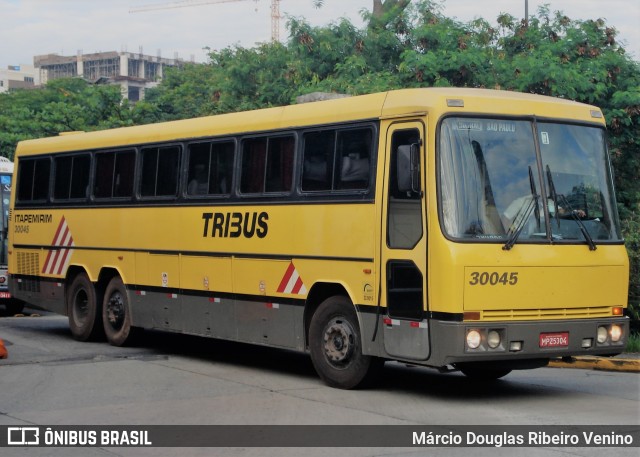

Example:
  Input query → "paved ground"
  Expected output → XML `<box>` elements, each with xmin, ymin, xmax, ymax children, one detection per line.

<box><xmin>0</xmin><ymin>310</ymin><xmax>638</xmax><ymax>457</ymax></box>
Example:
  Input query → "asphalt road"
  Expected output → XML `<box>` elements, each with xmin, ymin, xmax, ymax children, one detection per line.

<box><xmin>0</xmin><ymin>309</ymin><xmax>638</xmax><ymax>457</ymax></box>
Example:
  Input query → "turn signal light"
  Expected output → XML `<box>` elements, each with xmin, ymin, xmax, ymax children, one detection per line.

<box><xmin>463</xmin><ymin>312</ymin><xmax>481</xmax><ymax>321</ymax></box>
<box><xmin>612</xmin><ymin>307</ymin><xmax>623</xmax><ymax>316</ymax></box>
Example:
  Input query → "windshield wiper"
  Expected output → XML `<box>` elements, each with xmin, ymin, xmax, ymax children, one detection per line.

<box><xmin>546</xmin><ymin>165</ymin><xmax>560</xmax><ymax>229</ymax></box>
<box><xmin>558</xmin><ymin>194</ymin><xmax>597</xmax><ymax>251</ymax></box>
<box><xmin>546</xmin><ymin>165</ymin><xmax>597</xmax><ymax>251</ymax></box>
<box><xmin>503</xmin><ymin>166</ymin><xmax>540</xmax><ymax>251</ymax></box>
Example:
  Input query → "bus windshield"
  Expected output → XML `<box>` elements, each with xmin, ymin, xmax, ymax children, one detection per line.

<box><xmin>439</xmin><ymin>117</ymin><xmax>622</xmax><ymax>244</ymax></box>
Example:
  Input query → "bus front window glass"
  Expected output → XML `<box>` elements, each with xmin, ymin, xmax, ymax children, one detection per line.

<box><xmin>439</xmin><ymin>118</ymin><xmax>544</xmax><ymax>241</ymax></box>
<box><xmin>539</xmin><ymin>123</ymin><xmax>622</xmax><ymax>241</ymax></box>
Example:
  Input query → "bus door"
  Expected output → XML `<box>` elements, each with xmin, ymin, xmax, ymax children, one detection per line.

<box><xmin>380</xmin><ymin>121</ymin><xmax>429</xmax><ymax>361</ymax></box>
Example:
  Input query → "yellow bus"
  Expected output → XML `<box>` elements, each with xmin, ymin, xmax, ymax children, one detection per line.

<box><xmin>8</xmin><ymin>88</ymin><xmax>629</xmax><ymax>388</ymax></box>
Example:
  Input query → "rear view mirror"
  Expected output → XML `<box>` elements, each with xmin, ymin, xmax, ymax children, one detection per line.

<box><xmin>397</xmin><ymin>143</ymin><xmax>420</xmax><ymax>193</ymax></box>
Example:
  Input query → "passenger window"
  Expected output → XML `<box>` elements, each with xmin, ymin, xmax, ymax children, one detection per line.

<box><xmin>302</xmin><ymin>131</ymin><xmax>333</xmax><ymax>191</ymax></box>
<box><xmin>17</xmin><ymin>158</ymin><xmax>51</xmax><ymax>202</ymax></box>
<box><xmin>94</xmin><ymin>150</ymin><xmax>135</xmax><ymax>199</ymax></box>
<box><xmin>54</xmin><ymin>154</ymin><xmax>90</xmax><ymax>200</ymax></box>
<box><xmin>187</xmin><ymin>141</ymin><xmax>234</xmax><ymax>196</ymax></box>
<box><xmin>336</xmin><ymin>128</ymin><xmax>371</xmax><ymax>190</ymax></box>
<box><xmin>302</xmin><ymin>127</ymin><xmax>372</xmax><ymax>192</ymax></box>
<box><xmin>240</xmin><ymin>135</ymin><xmax>294</xmax><ymax>194</ymax></box>
<box><xmin>140</xmin><ymin>145</ymin><xmax>181</xmax><ymax>198</ymax></box>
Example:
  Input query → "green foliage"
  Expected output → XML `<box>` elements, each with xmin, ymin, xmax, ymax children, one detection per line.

<box><xmin>626</xmin><ymin>333</ymin><xmax>640</xmax><ymax>353</ymax></box>
<box><xmin>0</xmin><ymin>78</ymin><xmax>156</xmax><ymax>158</ymax></box>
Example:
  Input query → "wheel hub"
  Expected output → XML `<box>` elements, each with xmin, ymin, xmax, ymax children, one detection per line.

<box><xmin>106</xmin><ymin>293</ymin><xmax>125</xmax><ymax>330</ymax></box>
<box><xmin>323</xmin><ymin>318</ymin><xmax>355</xmax><ymax>366</ymax></box>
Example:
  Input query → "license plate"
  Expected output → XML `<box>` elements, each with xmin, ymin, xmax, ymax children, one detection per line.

<box><xmin>539</xmin><ymin>332</ymin><xmax>569</xmax><ymax>348</ymax></box>
<box><xmin>0</xmin><ymin>292</ymin><xmax>11</xmax><ymax>299</ymax></box>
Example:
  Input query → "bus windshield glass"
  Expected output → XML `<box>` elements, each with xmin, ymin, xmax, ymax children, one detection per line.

<box><xmin>439</xmin><ymin>117</ymin><xmax>622</xmax><ymax>244</ymax></box>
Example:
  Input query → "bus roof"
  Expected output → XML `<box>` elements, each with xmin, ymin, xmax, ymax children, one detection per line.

<box><xmin>15</xmin><ymin>88</ymin><xmax>604</xmax><ymax>156</ymax></box>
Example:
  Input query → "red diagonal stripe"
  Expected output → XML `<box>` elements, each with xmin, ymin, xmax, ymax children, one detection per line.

<box><xmin>291</xmin><ymin>275</ymin><xmax>304</xmax><ymax>294</ymax></box>
<box><xmin>277</xmin><ymin>262</ymin><xmax>296</xmax><ymax>293</ymax></box>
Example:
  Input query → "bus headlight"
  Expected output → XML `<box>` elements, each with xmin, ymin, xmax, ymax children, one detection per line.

<box><xmin>487</xmin><ymin>330</ymin><xmax>501</xmax><ymax>349</ymax></box>
<box><xmin>597</xmin><ymin>326</ymin><xmax>608</xmax><ymax>344</ymax></box>
<box><xmin>610</xmin><ymin>325</ymin><xmax>623</xmax><ymax>343</ymax></box>
<box><xmin>466</xmin><ymin>330</ymin><xmax>481</xmax><ymax>349</ymax></box>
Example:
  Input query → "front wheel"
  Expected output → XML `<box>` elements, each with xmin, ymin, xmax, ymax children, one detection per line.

<box><xmin>309</xmin><ymin>296</ymin><xmax>383</xmax><ymax>389</ymax></box>
<box><xmin>102</xmin><ymin>277</ymin><xmax>138</xmax><ymax>346</ymax></box>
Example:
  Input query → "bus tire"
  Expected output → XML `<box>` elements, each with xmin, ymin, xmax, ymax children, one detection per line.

<box><xmin>309</xmin><ymin>296</ymin><xmax>382</xmax><ymax>389</ymax></box>
<box><xmin>102</xmin><ymin>277</ymin><xmax>137</xmax><ymax>347</ymax></box>
<box><xmin>67</xmin><ymin>272</ymin><xmax>103</xmax><ymax>341</ymax></box>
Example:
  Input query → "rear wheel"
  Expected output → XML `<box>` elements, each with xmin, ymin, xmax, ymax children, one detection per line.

<box><xmin>309</xmin><ymin>296</ymin><xmax>383</xmax><ymax>389</ymax></box>
<box><xmin>67</xmin><ymin>272</ymin><xmax>102</xmax><ymax>341</ymax></box>
<box><xmin>102</xmin><ymin>277</ymin><xmax>137</xmax><ymax>346</ymax></box>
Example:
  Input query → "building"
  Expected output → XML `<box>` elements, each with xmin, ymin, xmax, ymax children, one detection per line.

<box><xmin>34</xmin><ymin>51</ymin><xmax>184</xmax><ymax>102</ymax></box>
<box><xmin>0</xmin><ymin>64</ymin><xmax>39</xmax><ymax>93</ymax></box>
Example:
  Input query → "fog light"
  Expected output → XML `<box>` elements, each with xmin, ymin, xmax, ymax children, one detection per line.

<box><xmin>509</xmin><ymin>341</ymin><xmax>522</xmax><ymax>352</ymax></box>
<box><xmin>582</xmin><ymin>338</ymin><xmax>593</xmax><ymax>348</ymax></box>
<box><xmin>597</xmin><ymin>326</ymin><xmax>608</xmax><ymax>344</ymax></box>
<box><xmin>487</xmin><ymin>330</ymin><xmax>501</xmax><ymax>349</ymax></box>
<box><xmin>610</xmin><ymin>325</ymin><xmax>623</xmax><ymax>343</ymax></box>
<box><xmin>466</xmin><ymin>330</ymin><xmax>482</xmax><ymax>349</ymax></box>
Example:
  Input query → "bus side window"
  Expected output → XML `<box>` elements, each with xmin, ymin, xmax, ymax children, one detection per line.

<box><xmin>54</xmin><ymin>154</ymin><xmax>90</xmax><ymax>200</ymax></box>
<box><xmin>187</xmin><ymin>140</ymin><xmax>234</xmax><ymax>196</ymax></box>
<box><xmin>302</xmin><ymin>127</ymin><xmax>373</xmax><ymax>192</ymax></box>
<box><xmin>140</xmin><ymin>145</ymin><xmax>181</xmax><ymax>198</ymax></box>
<box><xmin>94</xmin><ymin>149</ymin><xmax>135</xmax><ymax>199</ymax></box>
<box><xmin>336</xmin><ymin>128</ymin><xmax>372</xmax><ymax>190</ymax></box>
<box><xmin>241</xmin><ymin>135</ymin><xmax>294</xmax><ymax>194</ymax></box>
<box><xmin>302</xmin><ymin>130</ymin><xmax>334</xmax><ymax>192</ymax></box>
<box><xmin>17</xmin><ymin>158</ymin><xmax>51</xmax><ymax>202</ymax></box>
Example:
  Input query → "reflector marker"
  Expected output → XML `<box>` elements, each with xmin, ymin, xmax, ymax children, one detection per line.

<box><xmin>42</xmin><ymin>216</ymin><xmax>75</xmax><ymax>276</ymax></box>
<box><xmin>276</xmin><ymin>262</ymin><xmax>307</xmax><ymax>295</ymax></box>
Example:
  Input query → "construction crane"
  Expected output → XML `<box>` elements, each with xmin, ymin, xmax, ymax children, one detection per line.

<box><xmin>130</xmin><ymin>0</ymin><xmax>282</xmax><ymax>42</ymax></box>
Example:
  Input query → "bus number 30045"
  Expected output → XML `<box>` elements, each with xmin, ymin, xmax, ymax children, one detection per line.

<box><xmin>468</xmin><ymin>271</ymin><xmax>519</xmax><ymax>286</ymax></box>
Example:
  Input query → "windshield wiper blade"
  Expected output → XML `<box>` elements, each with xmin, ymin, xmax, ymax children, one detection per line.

<box><xmin>558</xmin><ymin>194</ymin><xmax>597</xmax><ymax>251</ymax></box>
<box><xmin>503</xmin><ymin>194</ymin><xmax>537</xmax><ymax>251</ymax></box>
<box><xmin>546</xmin><ymin>165</ymin><xmax>560</xmax><ymax>229</ymax></box>
<box><xmin>546</xmin><ymin>165</ymin><xmax>597</xmax><ymax>251</ymax></box>
<box><xmin>503</xmin><ymin>166</ymin><xmax>539</xmax><ymax>251</ymax></box>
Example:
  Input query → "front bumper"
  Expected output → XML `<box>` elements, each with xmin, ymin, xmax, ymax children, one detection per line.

<box><xmin>427</xmin><ymin>316</ymin><xmax>629</xmax><ymax>368</ymax></box>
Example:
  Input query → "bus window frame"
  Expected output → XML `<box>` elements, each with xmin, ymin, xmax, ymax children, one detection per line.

<box><xmin>15</xmin><ymin>155</ymin><xmax>52</xmax><ymax>206</ymax></box>
<box><xmin>299</xmin><ymin>123</ymin><xmax>378</xmax><ymax>197</ymax></box>
<box><xmin>184</xmin><ymin>137</ymin><xmax>237</xmax><ymax>201</ymax></box>
<box><xmin>238</xmin><ymin>132</ymin><xmax>298</xmax><ymax>198</ymax></box>
<box><xmin>138</xmin><ymin>143</ymin><xmax>183</xmax><ymax>201</ymax></box>
<box><xmin>52</xmin><ymin>151</ymin><xmax>92</xmax><ymax>203</ymax></box>
<box><xmin>92</xmin><ymin>147</ymin><xmax>137</xmax><ymax>203</ymax></box>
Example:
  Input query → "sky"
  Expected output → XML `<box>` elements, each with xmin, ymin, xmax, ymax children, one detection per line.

<box><xmin>1</xmin><ymin>0</ymin><xmax>638</xmax><ymax>70</ymax></box>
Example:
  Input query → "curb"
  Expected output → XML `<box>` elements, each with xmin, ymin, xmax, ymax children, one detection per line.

<box><xmin>548</xmin><ymin>356</ymin><xmax>640</xmax><ymax>373</ymax></box>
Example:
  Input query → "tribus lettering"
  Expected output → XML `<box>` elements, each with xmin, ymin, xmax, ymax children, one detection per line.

<box><xmin>202</xmin><ymin>211</ymin><xmax>268</xmax><ymax>238</ymax></box>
